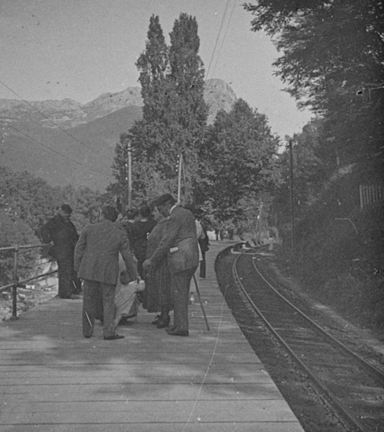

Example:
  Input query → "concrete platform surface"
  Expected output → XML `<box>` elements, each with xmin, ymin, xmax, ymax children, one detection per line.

<box><xmin>0</xmin><ymin>241</ymin><xmax>304</xmax><ymax>432</ymax></box>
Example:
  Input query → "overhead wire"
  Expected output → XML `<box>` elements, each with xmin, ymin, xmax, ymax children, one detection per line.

<box><xmin>0</xmin><ymin>79</ymin><xmax>113</xmax><ymax>164</ymax></box>
<box><xmin>2</xmin><ymin>115</ymin><xmax>113</xmax><ymax>175</ymax></box>
<box><xmin>205</xmin><ymin>0</ymin><xmax>231</xmax><ymax>80</ymax></box>
<box><xmin>209</xmin><ymin>0</ymin><xmax>237</xmax><ymax>79</ymax></box>
<box><xmin>3</xmin><ymin>122</ymin><xmax>112</xmax><ymax>178</ymax></box>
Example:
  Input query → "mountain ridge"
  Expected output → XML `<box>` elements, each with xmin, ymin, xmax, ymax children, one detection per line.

<box><xmin>0</xmin><ymin>79</ymin><xmax>237</xmax><ymax>191</ymax></box>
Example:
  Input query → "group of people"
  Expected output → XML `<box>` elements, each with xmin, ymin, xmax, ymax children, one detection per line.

<box><xmin>41</xmin><ymin>194</ymin><xmax>209</xmax><ymax>340</ymax></box>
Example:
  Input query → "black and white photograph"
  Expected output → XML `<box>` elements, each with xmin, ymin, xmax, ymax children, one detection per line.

<box><xmin>1</xmin><ymin>1</ymin><xmax>383</xmax><ymax>431</ymax></box>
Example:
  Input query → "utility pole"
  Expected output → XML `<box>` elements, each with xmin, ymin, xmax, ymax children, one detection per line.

<box><xmin>177</xmin><ymin>154</ymin><xmax>183</xmax><ymax>203</ymax></box>
<box><xmin>126</xmin><ymin>139</ymin><xmax>132</xmax><ymax>208</ymax></box>
<box><xmin>289</xmin><ymin>140</ymin><xmax>295</xmax><ymax>251</ymax></box>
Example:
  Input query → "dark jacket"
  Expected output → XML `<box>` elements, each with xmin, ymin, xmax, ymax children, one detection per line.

<box><xmin>130</xmin><ymin>219</ymin><xmax>156</xmax><ymax>261</ymax></box>
<box><xmin>74</xmin><ymin>220</ymin><xmax>137</xmax><ymax>285</ymax></box>
<box><xmin>150</xmin><ymin>206</ymin><xmax>199</xmax><ymax>273</ymax></box>
<box><xmin>41</xmin><ymin>214</ymin><xmax>79</xmax><ymax>260</ymax></box>
<box><xmin>198</xmin><ymin>226</ymin><xmax>210</xmax><ymax>253</ymax></box>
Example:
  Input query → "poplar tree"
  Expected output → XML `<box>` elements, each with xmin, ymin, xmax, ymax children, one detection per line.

<box><xmin>112</xmin><ymin>14</ymin><xmax>208</xmax><ymax>203</ymax></box>
<box><xmin>167</xmin><ymin>13</ymin><xmax>208</xmax><ymax>200</ymax></box>
<box><xmin>110</xmin><ymin>133</ymin><xmax>130</xmax><ymax>204</ymax></box>
<box><xmin>131</xmin><ymin>15</ymin><xmax>174</xmax><ymax>195</ymax></box>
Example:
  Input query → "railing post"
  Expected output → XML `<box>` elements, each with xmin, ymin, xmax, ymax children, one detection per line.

<box><xmin>11</xmin><ymin>246</ymin><xmax>19</xmax><ymax>320</ymax></box>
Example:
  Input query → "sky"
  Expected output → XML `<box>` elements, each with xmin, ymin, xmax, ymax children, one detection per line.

<box><xmin>0</xmin><ymin>0</ymin><xmax>313</xmax><ymax>140</ymax></box>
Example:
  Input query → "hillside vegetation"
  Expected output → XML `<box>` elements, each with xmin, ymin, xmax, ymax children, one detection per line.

<box><xmin>0</xmin><ymin>167</ymin><xmax>106</xmax><ymax>286</ymax></box>
<box><xmin>242</xmin><ymin>0</ymin><xmax>384</xmax><ymax>336</ymax></box>
<box><xmin>276</xmin><ymin>171</ymin><xmax>384</xmax><ymax>335</ymax></box>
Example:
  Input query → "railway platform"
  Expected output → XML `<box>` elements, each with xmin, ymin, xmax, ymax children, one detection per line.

<box><xmin>0</xmin><ymin>241</ymin><xmax>304</xmax><ymax>432</ymax></box>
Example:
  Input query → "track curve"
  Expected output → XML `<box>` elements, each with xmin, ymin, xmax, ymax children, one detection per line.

<box><xmin>231</xmin><ymin>248</ymin><xmax>384</xmax><ymax>432</ymax></box>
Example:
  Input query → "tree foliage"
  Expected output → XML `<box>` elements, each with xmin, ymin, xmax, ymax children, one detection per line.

<box><xmin>111</xmin><ymin>14</ymin><xmax>208</xmax><ymax>205</ymax></box>
<box><xmin>0</xmin><ymin>166</ymin><xmax>107</xmax><ymax>284</ymax></box>
<box><xmin>0</xmin><ymin>166</ymin><xmax>105</xmax><ymax>240</ymax></box>
<box><xmin>273</xmin><ymin>119</ymin><xmax>327</xmax><ymax>229</ymax></box>
<box><xmin>203</xmin><ymin>99</ymin><xmax>280</xmax><ymax>221</ymax></box>
<box><xmin>244</xmin><ymin>0</ymin><xmax>384</xmax><ymax>176</ymax></box>
<box><xmin>0</xmin><ymin>210</ymin><xmax>38</xmax><ymax>286</ymax></box>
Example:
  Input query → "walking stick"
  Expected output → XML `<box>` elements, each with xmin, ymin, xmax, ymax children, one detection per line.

<box><xmin>192</xmin><ymin>274</ymin><xmax>210</xmax><ymax>331</ymax></box>
<box><xmin>85</xmin><ymin>311</ymin><xmax>93</xmax><ymax>328</ymax></box>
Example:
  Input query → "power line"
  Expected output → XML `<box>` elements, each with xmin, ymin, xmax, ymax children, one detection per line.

<box><xmin>3</xmin><ymin>122</ymin><xmax>112</xmax><ymax>178</ymax></box>
<box><xmin>0</xmin><ymin>78</ymin><xmax>112</xmax><ymax>164</ymax></box>
<box><xmin>210</xmin><ymin>0</ymin><xmax>237</xmax><ymax>79</ymax></box>
<box><xmin>206</xmin><ymin>0</ymin><xmax>231</xmax><ymax>80</ymax></box>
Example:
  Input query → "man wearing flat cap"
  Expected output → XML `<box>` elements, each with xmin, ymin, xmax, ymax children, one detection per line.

<box><xmin>41</xmin><ymin>204</ymin><xmax>82</xmax><ymax>299</ymax></box>
<box><xmin>143</xmin><ymin>194</ymin><xmax>199</xmax><ymax>336</ymax></box>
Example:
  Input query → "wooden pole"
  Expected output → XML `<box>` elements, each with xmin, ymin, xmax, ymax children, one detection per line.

<box><xmin>11</xmin><ymin>247</ymin><xmax>19</xmax><ymax>320</ymax></box>
<box><xmin>289</xmin><ymin>140</ymin><xmax>295</xmax><ymax>251</ymax></box>
<box><xmin>127</xmin><ymin>140</ymin><xmax>132</xmax><ymax>208</ymax></box>
<box><xmin>177</xmin><ymin>154</ymin><xmax>183</xmax><ymax>203</ymax></box>
<box><xmin>193</xmin><ymin>275</ymin><xmax>210</xmax><ymax>331</ymax></box>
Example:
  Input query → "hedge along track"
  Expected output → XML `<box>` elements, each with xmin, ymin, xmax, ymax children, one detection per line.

<box><xmin>232</xmin><ymin>248</ymin><xmax>384</xmax><ymax>432</ymax></box>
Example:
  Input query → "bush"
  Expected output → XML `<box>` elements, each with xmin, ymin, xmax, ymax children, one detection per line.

<box><xmin>278</xmin><ymin>172</ymin><xmax>384</xmax><ymax>333</ymax></box>
<box><xmin>0</xmin><ymin>211</ymin><xmax>39</xmax><ymax>286</ymax></box>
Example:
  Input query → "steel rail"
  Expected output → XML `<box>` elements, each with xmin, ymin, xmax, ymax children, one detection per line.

<box><xmin>250</xmin><ymin>254</ymin><xmax>384</xmax><ymax>385</ymax></box>
<box><xmin>232</xmin><ymin>251</ymin><xmax>369</xmax><ymax>432</ymax></box>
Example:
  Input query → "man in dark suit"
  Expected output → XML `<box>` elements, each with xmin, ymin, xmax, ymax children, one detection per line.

<box><xmin>143</xmin><ymin>194</ymin><xmax>199</xmax><ymax>337</ymax></box>
<box><xmin>74</xmin><ymin>206</ymin><xmax>138</xmax><ymax>340</ymax></box>
<box><xmin>41</xmin><ymin>204</ymin><xmax>81</xmax><ymax>299</ymax></box>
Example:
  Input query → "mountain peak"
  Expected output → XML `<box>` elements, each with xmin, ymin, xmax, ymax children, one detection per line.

<box><xmin>0</xmin><ymin>79</ymin><xmax>237</xmax><ymax>190</ymax></box>
<box><xmin>204</xmin><ymin>79</ymin><xmax>237</xmax><ymax>123</ymax></box>
<box><xmin>83</xmin><ymin>87</ymin><xmax>143</xmax><ymax>114</ymax></box>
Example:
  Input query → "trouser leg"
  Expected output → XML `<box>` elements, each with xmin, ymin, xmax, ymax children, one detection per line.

<box><xmin>171</xmin><ymin>267</ymin><xmax>196</xmax><ymax>332</ymax></box>
<box><xmin>95</xmin><ymin>287</ymin><xmax>104</xmax><ymax>321</ymax></box>
<box><xmin>72</xmin><ymin>270</ymin><xmax>82</xmax><ymax>294</ymax></box>
<box><xmin>161</xmin><ymin>304</ymin><xmax>170</xmax><ymax>317</ymax></box>
<box><xmin>101</xmin><ymin>282</ymin><xmax>116</xmax><ymax>338</ymax></box>
<box><xmin>57</xmin><ymin>258</ymin><xmax>74</xmax><ymax>298</ymax></box>
<box><xmin>82</xmin><ymin>279</ymin><xmax>100</xmax><ymax>338</ymax></box>
<box><xmin>199</xmin><ymin>253</ymin><xmax>206</xmax><ymax>278</ymax></box>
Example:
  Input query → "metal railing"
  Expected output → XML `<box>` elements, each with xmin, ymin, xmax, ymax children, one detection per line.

<box><xmin>0</xmin><ymin>243</ymin><xmax>57</xmax><ymax>319</ymax></box>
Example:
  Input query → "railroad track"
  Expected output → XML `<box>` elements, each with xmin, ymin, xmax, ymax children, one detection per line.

<box><xmin>232</xmin><ymin>248</ymin><xmax>384</xmax><ymax>432</ymax></box>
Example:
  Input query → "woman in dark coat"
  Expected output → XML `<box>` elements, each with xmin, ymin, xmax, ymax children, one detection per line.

<box><xmin>142</xmin><ymin>205</ymin><xmax>173</xmax><ymax>328</ymax></box>
<box><xmin>130</xmin><ymin>205</ymin><xmax>156</xmax><ymax>279</ymax></box>
<box><xmin>40</xmin><ymin>204</ymin><xmax>81</xmax><ymax>299</ymax></box>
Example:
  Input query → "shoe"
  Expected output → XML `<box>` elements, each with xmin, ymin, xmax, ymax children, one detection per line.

<box><xmin>166</xmin><ymin>328</ymin><xmax>189</xmax><ymax>337</ymax></box>
<box><xmin>157</xmin><ymin>316</ymin><xmax>170</xmax><ymax>329</ymax></box>
<box><xmin>151</xmin><ymin>315</ymin><xmax>161</xmax><ymax>325</ymax></box>
<box><xmin>119</xmin><ymin>318</ymin><xmax>134</xmax><ymax>326</ymax></box>
<box><xmin>104</xmin><ymin>334</ymin><xmax>125</xmax><ymax>340</ymax></box>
